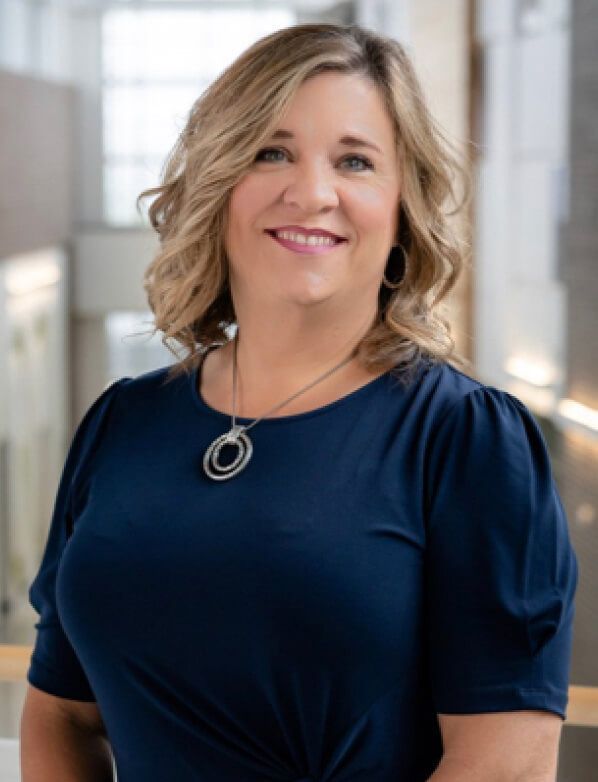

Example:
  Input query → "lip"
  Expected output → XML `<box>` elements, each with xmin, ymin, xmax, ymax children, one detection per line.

<box><xmin>266</xmin><ymin>226</ymin><xmax>346</xmax><ymax>241</ymax></box>
<box><xmin>266</xmin><ymin>230</ymin><xmax>346</xmax><ymax>256</ymax></box>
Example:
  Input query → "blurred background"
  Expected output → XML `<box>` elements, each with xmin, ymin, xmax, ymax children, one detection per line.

<box><xmin>0</xmin><ymin>0</ymin><xmax>596</xmax><ymax>780</ymax></box>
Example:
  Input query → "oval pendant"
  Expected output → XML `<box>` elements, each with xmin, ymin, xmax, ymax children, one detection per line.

<box><xmin>203</xmin><ymin>425</ymin><xmax>253</xmax><ymax>481</ymax></box>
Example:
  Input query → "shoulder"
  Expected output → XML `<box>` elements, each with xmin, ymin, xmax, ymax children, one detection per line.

<box><xmin>106</xmin><ymin>363</ymin><xmax>186</xmax><ymax>406</ymax></box>
<box><xmin>411</xmin><ymin>360</ymin><xmax>545</xmax><ymax>463</ymax></box>
<box><xmin>411</xmin><ymin>359</ymin><xmax>493</xmax><ymax>421</ymax></box>
<box><xmin>421</xmin><ymin>365</ymin><xmax>562</xmax><ymax>538</ymax></box>
<box><xmin>415</xmin><ymin>359</ymin><xmax>484</xmax><ymax>410</ymax></box>
<box><xmin>421</xmin><ymin>362</ymin><xmax>554</xmax><ymax>500</ymax></box>
<box><xmin>109</xmin><ymin>363</ymin><xmax>175</xmax><ymax>392</ymax></box>
<box><xmin>68</xmin><ymin>365</ymin><xmax>184</xmax><ymax>496</ymax></box>
<box><xmin>75</xmin><ymin>364</ymin><xmax>182</xmax><ymax>446</ymax></box>
<box><xmin>415</xmin><ymin>359</ymin><xmax>530</xmax><ymax>424</ymax></box>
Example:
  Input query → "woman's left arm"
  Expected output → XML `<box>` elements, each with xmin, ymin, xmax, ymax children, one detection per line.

<box><xmin>426</xmin><ymin>710</ymin><xmax>562</xmax><ymax>781</ymax></box>
<box><xmin>423</xmin><ymin>386</ymin><xmax>579</xmax><ymax>781</ymax></box>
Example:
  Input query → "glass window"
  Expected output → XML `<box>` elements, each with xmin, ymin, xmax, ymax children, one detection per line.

<box><xmin>101</xmin><ymin>6</ymin><xmax>296</xmax><ymax>226</ymax></box>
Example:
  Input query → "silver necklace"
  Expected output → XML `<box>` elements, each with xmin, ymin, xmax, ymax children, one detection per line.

<box><xmin>203</xmin><ymin>333</ymin><xmax>357</xmax><ymax>481</ymax></box>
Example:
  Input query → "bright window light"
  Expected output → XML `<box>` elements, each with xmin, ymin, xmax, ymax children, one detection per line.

<box><xmin>101</xmin><ymin>6</ymin><xmax>296</xmax><ymax>226</ymax></box>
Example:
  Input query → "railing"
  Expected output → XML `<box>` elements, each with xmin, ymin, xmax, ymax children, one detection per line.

<box><xmin>2</xmin><ymin>644</ymin><xmax>597</xmax><ymax>727</ymax></box>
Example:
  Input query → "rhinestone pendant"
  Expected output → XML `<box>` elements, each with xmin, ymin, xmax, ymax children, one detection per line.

<box><xmin>203</xmin><ymin>425</ymin><xmax>253</xmax><ymax>481</ymax></box>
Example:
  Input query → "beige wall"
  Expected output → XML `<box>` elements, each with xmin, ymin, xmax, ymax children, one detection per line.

<box><xmin>407</xmin><ymin>0</ymin><xmax>473</xmax><ymax>363</ymax></box>
<box><xmin>0</xmin><ymin>69</ymin><xmax>75</xmax><ymax>260</ymax></box>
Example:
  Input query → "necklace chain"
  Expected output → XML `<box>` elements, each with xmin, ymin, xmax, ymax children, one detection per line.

<box><xmin>202</xmin><ymin>331</ymin><xmax>359</xmax><ymax>480</ymax></box>
<box><xmin>231</xmin><ymin>332</ymin><xmax>357</xmax><ymax>431</ymax></box>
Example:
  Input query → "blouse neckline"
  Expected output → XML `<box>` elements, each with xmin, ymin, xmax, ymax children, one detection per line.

<box><xmin>188</xmin><ymin>345</ymin><xmax>392</xmax><ymax>424</ymax></box>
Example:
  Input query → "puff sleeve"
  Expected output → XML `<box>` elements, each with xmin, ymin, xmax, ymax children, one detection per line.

<box><xmin>26</xmin><ymin>378</ymin><xmax>129</xmax><ymax>701</ymax></box>
<box><xmin>424</xmin><ymin>386</ymin><xmax>578</xmax><ymax>720</ymax></box>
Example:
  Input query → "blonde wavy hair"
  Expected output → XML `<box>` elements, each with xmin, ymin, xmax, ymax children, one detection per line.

<box><xmin>136</xmin><ymin>22</ymin><xmax>473</xmax><ymax>386</ymax></box>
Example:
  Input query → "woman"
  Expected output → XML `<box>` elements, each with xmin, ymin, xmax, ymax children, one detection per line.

<box><xmin>22</xmin><ymin>23</ymin><xmax>577</xmax><ymax>782</ymax></box>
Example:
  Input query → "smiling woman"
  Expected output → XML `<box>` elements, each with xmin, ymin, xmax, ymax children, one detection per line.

<box><xmin>23</xmin><ymin>21</ymin><xmax>577</xmax><ymax>782</ymax></box>
<box><xmin>135</xmin><ymin>22</ymin><xmax>472</xmax><ymax>388</ymax></box>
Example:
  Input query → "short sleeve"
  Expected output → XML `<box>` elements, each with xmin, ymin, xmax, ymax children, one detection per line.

<box><xmin>424</xmin><ymin>386</ymin><xmax>579</xmax><ymax>720</ymax></box>
<box><xmin>26</xmin><ymin>377</ymin><xmax>129</xmax><ymax>701</ymax></box>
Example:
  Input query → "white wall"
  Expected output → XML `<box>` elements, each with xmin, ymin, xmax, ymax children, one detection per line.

<box><xmin>474</xmin><ymin>0</ymin><xmax>570</xmax><ymax>415</ymax></box>
<box><xmin>71</xmin><ymin>228</ymin><xmax>159</xmax><ymax>419</ymax></box>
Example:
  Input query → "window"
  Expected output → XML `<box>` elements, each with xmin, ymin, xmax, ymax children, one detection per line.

<box><xmin>101</xmin><ymin>6</ymin><xmax>296</xmax><ymax>225</ymax></box>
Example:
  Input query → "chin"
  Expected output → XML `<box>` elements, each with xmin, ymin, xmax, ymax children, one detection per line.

<box><xmin>282</xmin><ymin>284</ymin><xmax>338</xmax><ymax>306</ymax></box>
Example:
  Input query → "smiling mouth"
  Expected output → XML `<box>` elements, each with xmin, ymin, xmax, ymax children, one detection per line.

<box><xmin>265</xmin><ymin>229</ymin><xmax>346</xmax><ymax>243</ymax></box>
<box><xmin>265</xmin><ymin>229</ymin><xmax>347</xmax><ymax>255</ymax></box>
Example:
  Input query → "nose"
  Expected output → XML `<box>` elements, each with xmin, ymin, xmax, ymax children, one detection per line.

<box><xmin>282</xmin><ymin>162</ymin><xmax>339</xmax><ymax>213</ymax></box>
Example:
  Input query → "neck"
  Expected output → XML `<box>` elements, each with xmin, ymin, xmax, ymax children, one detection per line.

<box><xmin>228</xmin><ymin>312</ymin><xmax>378</xmax><ymax>393</ymax></box>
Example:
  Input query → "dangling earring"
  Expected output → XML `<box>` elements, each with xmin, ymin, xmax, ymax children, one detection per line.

<box><xmin>382</xmin><ymin>243</ymin><xmax>406</xmax><ymax>289</ymax></box>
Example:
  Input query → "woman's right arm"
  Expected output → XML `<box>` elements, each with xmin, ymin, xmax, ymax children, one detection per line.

<box><xmin>20</xmin><ymin>684</ymin><xmax>114</xmax><ymax>782</ymax></box>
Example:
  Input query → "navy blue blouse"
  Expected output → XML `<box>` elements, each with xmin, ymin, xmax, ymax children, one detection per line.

<box><xmin>27</xmin><ymin>355</ymin><xmax>578</xmax><ymax>782</ymax></box>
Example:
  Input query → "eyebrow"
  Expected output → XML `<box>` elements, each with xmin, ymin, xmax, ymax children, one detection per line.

<box><xmin>269</xmin><ymin>129</ymin><xmax>383</xmax><ymax>155</ymax></box>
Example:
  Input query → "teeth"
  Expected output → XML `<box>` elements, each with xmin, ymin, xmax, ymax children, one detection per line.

<box><xmin>274</xmin><ymin>230</ymin><xmax>338</xmax><ymax>246</ymax></box>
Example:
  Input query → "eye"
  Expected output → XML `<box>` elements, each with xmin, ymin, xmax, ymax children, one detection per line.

<box><xmin>341</xmin><ymin>154</ymin><xmax>374</xmax><ymax>171</ymax></box>
<box><xmin>254</xmin><ymin>147</ymin><xmax>287</xmax><ymax>163</ymax></box>
<box><xmin>254</xmin><ymin>147</ymin><xmax>374</xmax><ymax>171</ymax></box>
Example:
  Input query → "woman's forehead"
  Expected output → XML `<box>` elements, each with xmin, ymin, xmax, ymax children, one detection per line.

<box><xmin>269</xmin><ymin>73</ymin><xmax>396</xmax><ymax>150</ymax></box>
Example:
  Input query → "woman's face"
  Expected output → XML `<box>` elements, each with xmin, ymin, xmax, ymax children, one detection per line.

<box><xmin>225</xmin><ymin>71</ymin><xmax>401</xmax><ymax>312</ymax></box>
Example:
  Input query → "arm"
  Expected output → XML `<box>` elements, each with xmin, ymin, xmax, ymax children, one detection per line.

<box><xmin>426</xmin><ymin>710</ymin><xmax>563</xmax><ymax>782</ymax></box>
<box><xmin>423</xmin><ymin>389</ymin><xmax>577</xmax><ymax>780</ymax></box>
<box><xmin>20</xmin><ymin>684</ymin><xmax>114</xmax><ymax>782</ymax></box>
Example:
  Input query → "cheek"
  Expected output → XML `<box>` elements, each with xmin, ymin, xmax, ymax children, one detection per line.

<box><xmin>228</xmin><ymin>178</ymin><xmax>267</xmax><ymax>230</ymax></box>
<box><xmin>349</xmin><ymin>190</ymin><xmax>397</xmax><ymax>235</ymax></box>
